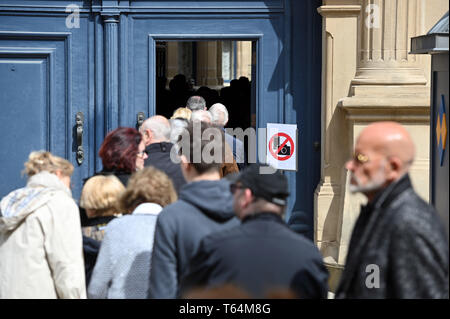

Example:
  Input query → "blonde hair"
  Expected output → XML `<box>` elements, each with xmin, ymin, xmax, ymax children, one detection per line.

<box><xmin>171</xmin><ymin>107</ymin><xmax>192</xmax><ymax>120</ymax></box>
<box><xmin>79</xmin><ymin>175</ymin><xmax>125</xmax><ymax>217</ymax></box>
<box><xmin>23</xmin><ymin>151</ymin><xmax>74</xmax><ymax>177</ymax></box>
<box><xmin>120</xmin><ymin>166</ymin><xmax>177</xmax><ymax>213</ymax></box>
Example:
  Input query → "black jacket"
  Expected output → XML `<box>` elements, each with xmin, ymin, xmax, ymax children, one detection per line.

<box><xmin>144</xmin><ymin>142</ymin><xmax>186</xmax><ymax>194</ymax></box>
<box><xmin>180</xmin><ymin>212</ymin><xmax>329</xmax><ymax>299</ymax></box>
<box><xmin>82</xmin><ymin>215</ymin><xmax>116</xmax><ymax>286</ymax></box>
<box><xmin>335</xmin><ymin>174</ymin><xmax>449</xmax><ymax>299</ymax></box>
<box><xmin>148</xmin><ymin>179</ymin><xmax>240</xmax><ymax>299</ymax></box>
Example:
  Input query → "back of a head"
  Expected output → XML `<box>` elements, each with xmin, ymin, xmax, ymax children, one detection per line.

<box><xmin>209</xmin><ymin>103</ymin><xmax>229</xmax><ymax>127</ymax></box>
<box><xmin>120</xmin><ymin>166</ymin><xmax>177</xmax><ymax>213</ymax></box>
<box><xmin>142</xmin><ymin>115</ymin><xmax>171</xmax><ymax>142</ymax></box>
<box><xmin>80</xmin><ymin>175</ymin><xmax>125</xmax><ymax>217</ymax></box>
<box><xmin>183</xmin><ymin>283</ymin><xmax>252</xmax><ymax>299</ymax></box>
<box><xmin>191</xmin><ymin>110</ymin><xmax>212</xmax><ymax>124</ymax></box>
<box><xmin>171</xmin><ymin>107</ymin><xmax>192</xmax><ymax>121</ymax></box>
<box><xmin>186</xmin><ymin>95</ymin><xmax>206</xmax><ymax>111</ymax></box>
<box><xmin>23</xmin><ymin>151</ymin><xmax>73</xmax><ymax>178</ymax></box>
<box><xmin>98</xmin><ymin>127</ymin><xmax>142</xmax><ymax>173</ymax></box>
<box><xmin>360</xmin><ymin>121</ymin><xmax>416</xmax><ymax>168</ymax></box>
<box><xmin>178</xmin><ymin>121</ymin><xmax>225</xmax><ymax>174</ymax></box>
<box><xmin>169</xmin><ymin>74</ymin><xmax>187</xmax><ymax>92</ymax></box>
<box><xmin>169</xmin><ymin>118</ymin><xmax>190</xmax><ymax>145</ymax></box>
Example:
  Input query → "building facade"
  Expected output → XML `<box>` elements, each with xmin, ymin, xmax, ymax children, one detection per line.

<box><xmin>0</xmin><ymin>0</ymin><xmax>447</xmax><ymax>291</ymax></box>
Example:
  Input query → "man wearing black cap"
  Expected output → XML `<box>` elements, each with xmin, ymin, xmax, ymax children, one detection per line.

<box><xmin>180</xmin><ymin>164</ymin><xmax>329</xmax><ymax>298</ymax></box>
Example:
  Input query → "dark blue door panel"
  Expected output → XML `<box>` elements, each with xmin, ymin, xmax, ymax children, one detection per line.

<box><xmin>0</xmin><ymin>57</ymin><xmax>48</xmax><ymax>195</ymax></box>
<box><xmin>0</xmin><ymin>8</ymin><xmax>96</xmax><ymax>199</ymax></box>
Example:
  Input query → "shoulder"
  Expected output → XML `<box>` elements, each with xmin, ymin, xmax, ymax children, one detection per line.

<box><xmin>154</xmin><ymin>200</ymin><xmax>195</xmax><ymax>229</ymax></box>
<box><xmin>387</xmin><ymin>190</ymin><xmax>446</xmax><ymax>245</ymax></box>
<box><xmin>47</xmin><ymin>189</ymin><xmax>78</xmax><ymax>212</ymax></box>
<box><xmin>390</xmin><ymin>190</ymin><xmax>439</xmax><ymax>228</ymax></box>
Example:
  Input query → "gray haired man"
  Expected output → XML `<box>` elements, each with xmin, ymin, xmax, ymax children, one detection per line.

<box><xmin>139</xmin><ymin>115</ymin><xmax>186</xmax><ymax>193</ymax></box>
<box><xmin>186</xmin><ymin>95</ymin><xmax>206</xmax><ymax>111</ymax></box>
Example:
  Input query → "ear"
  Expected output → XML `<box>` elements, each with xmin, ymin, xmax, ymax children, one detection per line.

<box><xmin>180</xmin><ymin>155</ymin><xmax>189</xmax><ymax>169</ymax></box>
<box><xmin>146</xmin><ymin>129</ymin><xmax>153</xmax><ymax>140</ymax></box>
<box><xmin>242</xmin><ymin>188</ymin><xmax>254</xmax><ymax>208</ymax></box>
<box><xmin>387</xmin><ymin>157</ymin><xmax>403</xmax><ymax>181</ymax></box>
<box><xmin>54</xmin><ymin>170</ymin><xmax>62</xmax><ymax>178</ymax></box>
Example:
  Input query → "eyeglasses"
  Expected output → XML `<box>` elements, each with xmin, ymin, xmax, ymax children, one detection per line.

<box><xmin>230</xmin><ymin>183</ymin><xmax>245</xmax><ymax>194</ymax></box>
<box><xmin>137</xmin><ymin>151</ymin><xmax>147</xmax><ymax>158</ymax></box>
<box><xmin>352</xmin><ymin>152</ymin><xmax>369</xmax><ymax>164</ymax></box>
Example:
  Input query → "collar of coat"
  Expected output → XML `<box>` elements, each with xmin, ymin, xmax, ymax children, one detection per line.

<box><xmin>363</xmin><ymin>173</ymin><xmax>412</xmax><ymax>215</ymax></box>
<box><xmin>145</xmin><ymin>142</ymin><xmax>174</xmax><ymax>154</ymax></box>
<box><xmin>241</xmin><ymin>211</ymin><xmax>285</xmax><ymax>224</ymax></box>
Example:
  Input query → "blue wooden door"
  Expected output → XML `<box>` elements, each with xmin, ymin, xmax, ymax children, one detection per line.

<box><xmin>121</xmin><ymin>2</ymin><xmax>287</xmax><ymax>132</ymax></box>
<box><xmin>0</xmin><ymin>1</ymin><xmax>322</xmax><ymax>235</ymax></box>
<box><xmin>0</xmin><ymin>1</ymin><xmax>96</xmax><ymax>199</ymax></box>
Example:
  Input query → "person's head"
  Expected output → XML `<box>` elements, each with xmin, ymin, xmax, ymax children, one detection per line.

<box><xmin>229</xmin><ymin>164</ymin><xmax>290</xmax><ymax>220</ymax></box>
<box><xmin>186</xmin><ymin>95</ymin><xmax>207</xmax><ymax>111</ymax></box>
<box><xmin>191</xmin><ymin>110</ymin><xmax>212</xmax><ymax>124</ymax></box>
<box><xmin>183</xmin><ymin>283</ymin><xmax>252</xmax><ymax>299</ymax></box>
<box><xmin>169</xmin><ymin>118</ymin><xmax>190</xmax><ymax>145</ymax></box>
<box><xmin>171</xmin><ymin>107</ymin><xmax>192</xmax><ymax>121</ymax></box>
<box><xmin>209</xmin><ymin>103</ymin><xmax>229</xmax><ymax>127</ymax></box>
<box><xmin>119</xmin><ymin>166</ymin><xmax>177</xmax><ymax>214</ymax></box>
<box><xmin>346</xmin><ymin>121</ymin><xmax>415</xmax><ymax>201</ymax></box>
<box><xmin>79</xmin><ymin>175</ymin><xmax>125</xmax><ymax>218</ymax></box>
<box><xmin>23</xmin><ymin>151</ymin><xmax>74</xmax><ymax>188</ymax></box>
<box><xmin>169</xmin><ymin>74</ymin><xmax>187</xmax><ymax>92</ymax></box>
<box><xmin>99</xmin><ymin>127</ymin><xmax>148</xmax><ymax>173</ymax></box>
<box><xmin>178</xmin><ymin>121</ymin><xmax>224</xmax><ymax>181</ymax></box>
<box><xmin>139</xmin><ymin>115</ymin><xmax>171</xmax><ymax>146</ymax></box>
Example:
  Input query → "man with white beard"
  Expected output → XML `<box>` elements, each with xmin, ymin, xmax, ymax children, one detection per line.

<box><xmin>335</xmin><ymin>121</ymin><xmax>448</xmax><ymax>299</ymax></box>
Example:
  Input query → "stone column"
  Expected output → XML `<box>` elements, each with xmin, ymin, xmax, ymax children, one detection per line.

<box><xmin>103</xmin><ymin>13</ymin><xmax>120</xmax><ymax>132</ymax></box>
<box><xmin>315</xmin><ymin>2</ymin><xmax>361</xmax><ymax>292</ymax></box>
<box><xmin>340</xmin><ymin>0</ymin><xmax>431</xmax><ymax>206</ymax></box>
<box><xmin>196</xmin><ymin>41</ymin><xmax>223</xmax><ymax>86</ymax></box>
<box><xmin>236</xmin><ymin>41</ymin><xmax>252</xmax><ymax>79</ymax></box>
<box><xmin>166</xmin><ymin>42</ymin><xmax>179</xmax><ymax>82</ymax></box>
<box><xmin>355</xmin><ymin>0</ymin><xmax>427</xmax><ymax>85</ymax></box>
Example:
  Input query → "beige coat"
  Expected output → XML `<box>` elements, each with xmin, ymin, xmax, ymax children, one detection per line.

<box><xmin>0</xmin><ymin>171</ymin><xmax>86</xmax><ymax>299</ymax></box>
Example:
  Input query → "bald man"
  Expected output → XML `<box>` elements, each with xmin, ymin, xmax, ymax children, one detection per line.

<box><xmin>336</xmin><ymin>122</ymin><xmax>448</xmax><ymax>299</ymax></box>
<box><xmin>139</xmin><ymin>115</ymin><xmax>186</xmax><ymax>193</ymax></box>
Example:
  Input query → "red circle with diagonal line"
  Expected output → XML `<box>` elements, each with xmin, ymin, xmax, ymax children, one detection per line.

<box><xmin>268</xmin><ymin>133</ymin><xmax>294</xmax><ymax>161</ymax></box>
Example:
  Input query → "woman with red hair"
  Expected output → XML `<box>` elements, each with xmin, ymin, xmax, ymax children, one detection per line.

<box><xmin>97</xmin><ymin>127</ymin><xmax>148</xmax><ymax>186</ymax></box>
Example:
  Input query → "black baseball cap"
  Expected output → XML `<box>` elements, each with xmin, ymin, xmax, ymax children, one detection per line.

<box><xmin>229</xmin><ymin>164</ymin><xmax>290</xmax><ymax>206</ymax></box>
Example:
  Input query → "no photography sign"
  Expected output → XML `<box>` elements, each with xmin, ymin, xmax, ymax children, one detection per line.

<box><xmin>266</xmin><ymin>123</ymin><xmax>298</xmax><ymax>171</ymax></box>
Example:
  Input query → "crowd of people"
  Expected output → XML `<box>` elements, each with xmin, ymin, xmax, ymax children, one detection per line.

<box><xmin>157</xmin><ymin>74</ymin><xmax>252</xmax><ymax>130</ymax></box>
<box><xmin>0</xmin><ymin>95</ymin><xmax>448</xmax><ymax>299</ymax></box>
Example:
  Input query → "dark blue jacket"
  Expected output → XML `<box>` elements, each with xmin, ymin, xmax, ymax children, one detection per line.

<box><xmin>148</xmin><ymin>179</ymin><xmax>240</xmax><ymax>299</ymax></box>
<box><xmin>180</xmin><ymin>212</ymin><xmax>329</xmax><ymax>298</ymax></box>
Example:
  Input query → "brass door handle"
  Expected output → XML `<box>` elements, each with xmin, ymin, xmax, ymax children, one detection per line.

<box><xmin>76</xmin><ymin>112</ymin><xmax>84</xmax><ymax>165</ymax></box>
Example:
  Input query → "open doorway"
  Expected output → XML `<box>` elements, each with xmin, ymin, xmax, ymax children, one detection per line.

<box><xmin>155</xmin><ymin>40</ymin><xmax>255</xmax><ymax>130</ymax></box>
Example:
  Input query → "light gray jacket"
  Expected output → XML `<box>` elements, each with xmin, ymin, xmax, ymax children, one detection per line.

<box><xmin>0</xmin><ymin>171</ymin><xmax>86</xmax><ymax>299</ymax></box>
<box><xmin>88</xmin><ymin>203</ymin><xmax>162</xmax><ymax>299</ymax></box>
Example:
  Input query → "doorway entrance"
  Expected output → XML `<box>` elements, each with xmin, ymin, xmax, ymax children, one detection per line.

<box><xmin>155</xmin><ymin>40</ymin><xmax>255</xmax><ymax>130</ymax></box>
